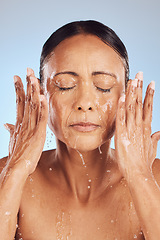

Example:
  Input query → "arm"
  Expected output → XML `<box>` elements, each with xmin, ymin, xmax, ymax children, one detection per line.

<box><xmin>115</xmin><ymin>72</ymin><xmax>160</xmax><ymax>240</ymax></box>
<box><xmin>0</xmin><ymin>68</ymin><xmax>48</xmax><ymax>240</ymax></box>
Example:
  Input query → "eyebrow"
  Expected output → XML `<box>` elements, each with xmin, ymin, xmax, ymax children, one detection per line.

<box><xmin>55</xmin><ymin>71</ymin><xmax>78</xmax><ymax>77</ymax></box>
<box><xmin>92</xmin><ymin>71</ymin><xmax>117</xmax><ymax>79</ymax></box>
<box><xmin>54</xmin><ymin>71</ymin><xmax>117</xmax><ymax>79</ymax></box>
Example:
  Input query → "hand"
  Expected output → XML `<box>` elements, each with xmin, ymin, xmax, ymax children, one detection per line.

<box><xmin>115</xmin><ymin>72</ymin><xmax>160</xmax><ymax>180</ymax></box>
<box><xmin>4</xmin><ymin>68</ymin><xmax>48</xmax><ymax>175</ymax></box>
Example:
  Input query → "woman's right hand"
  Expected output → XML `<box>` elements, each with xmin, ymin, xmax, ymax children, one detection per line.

<box><xmin>4</xmin><ymin>68</ymin><xmax>48</xmax><ymax>175</ymax></box>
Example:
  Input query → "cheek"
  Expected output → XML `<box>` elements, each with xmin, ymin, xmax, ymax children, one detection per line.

<box><xmin>48</xmin><ymin>93</ymin><xmax>72</xmax><ymax>136</ymax></box>
<box><xmin>99</xmin><ymin>94</ymin><xmax>119</xmax><ymax>121</ymax></box>
<box><xmin>101</xmin><ymin>100</ymin><xmax>113</xmax><ymax>113</ymax></box>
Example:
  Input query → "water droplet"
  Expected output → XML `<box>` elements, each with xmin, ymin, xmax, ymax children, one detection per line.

<box><xmin>111</xmin><ymin>219</ymin><xmax>114</xmax><ymax>223</ymax></box>
<box><xmin>98</xmin><ymin>146</ymin><xmax>102</xmax><ymax>154</ymax></box>
<box><xmin>134</xmin><ymin>234</ymin><xmax>137</xmax><ymax>238</ymax></box>
<box><xmin>25</xmin><ymin>160</ymin><xmax>31</xmax><ymax>167</ymax></box>
<box><xmin>130</xmin><ymin>202</ymin><xmax>133</xmax><ymax>209</ymax></box>
<box><xmin>106</xmin><ymin>170</ymin><xmax>111</xmax><ymax>173</ymax></box>
<box><xmin>88</xmin><ymin>179</ymin><xmax>91</xmax><ymax>182</ymax></box>
<box><xmin>145</xmin><ymin>178</ymin><xmax>148</xmax><ymax>181</ymax></box>
<box><xmin>77</xmin><ymin>150</ymin><xmax>86</xmax><ymax>165</ymax></box>
<box><xmin>49</xmin><ymin>167</ymin><xmax>53</xmax><ymax>171</ymax></box>
<box><xmin>29</xmin><ymin>176</ymin><xmax>33</xmax><ymax>182</ymax></box>
<box><xmin>5</xmin><ymin>211</ymin><xmax>11</xmax><ymax>216</ymax></box>
<box><xmin>88</xmin><ymin>186</ymin><xmax>91</xmax><ymax>189</ymax></box>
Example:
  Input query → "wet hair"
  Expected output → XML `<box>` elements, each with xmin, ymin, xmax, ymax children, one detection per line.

<box><xmin>39</xmin><ymin>20</ymin><xmax>129</xmax><ymax>86</ymax></box>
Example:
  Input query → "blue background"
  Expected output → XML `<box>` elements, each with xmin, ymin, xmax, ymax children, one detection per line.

<box><xmin>0</xmin><ymin>0</ymin><xmax>160</xmax><ymax>158</ymax></box>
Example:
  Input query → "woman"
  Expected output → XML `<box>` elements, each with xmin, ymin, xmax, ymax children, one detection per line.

<box><xmin>0</xmin><ymin>20</ymin><xmax>160</xmax><ymax>240</ymax></box>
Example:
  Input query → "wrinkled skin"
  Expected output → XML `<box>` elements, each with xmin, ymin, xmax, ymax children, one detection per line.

<box><xmin>4</xmin><ymin>69</ymin><xmax>48</xmax><ymax>175</ymax></box>
<box><xmin>2</xmin><ymin>34</ymin><xmax>160</xmax><ymax>240</ymax></box>
<box><xmin>43</xmin><ymin>34</ymin><xmax>125</xmax><ymax>152</ymax></box>
<box><xmin>115</xmin><ymin>74</ymin><xmax>160</xmax><ymax>181</ymax></box>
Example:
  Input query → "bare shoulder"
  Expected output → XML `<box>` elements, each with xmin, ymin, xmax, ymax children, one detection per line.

<box><xmin>152</xmin><ymin>158</ymin><xmax>160</xmax><ymax>186</ymax></box>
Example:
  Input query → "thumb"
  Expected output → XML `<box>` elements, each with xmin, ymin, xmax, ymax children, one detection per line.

<box><xmin>151</xmin><ymin>131</ymin><xmax>160</xmax><ymax>143</ymax></box>
<box><xmin>4</xmin><ymin>123</ymin><xmax>15</xmax><ymax>135</ymax></box>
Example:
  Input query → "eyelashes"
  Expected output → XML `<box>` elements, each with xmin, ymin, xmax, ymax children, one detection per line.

<box><xmin>96</xmin><ymin>87</ymin><xmax>111</xmax><ymax>93</ymax></box>
<box><xmin>58</xmin><ymin>86</ymin><xmax>75</xmax><ymax>91</ymax></box>
<box><xmin>58</xmin><ymin>85</ymin><xmax>112</xmax><ymax>93</ymax></box>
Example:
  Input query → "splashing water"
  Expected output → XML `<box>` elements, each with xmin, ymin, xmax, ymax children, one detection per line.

<box><xmin>74</xmin><ymin>136</ymin><xmax>79</xmax><ymax>149</ymax></box>
<box><xmin>76</xmin><ymin>150</ymin><xmax>86</xmax><ymax>166</ymax></box>
<box><xmin>76</xmin><ymin>150</ymin><xmax>92</xmax><ymax>189</ymax></box>
<box><xmin>98</xmin><ymin>146</ymin><xmax>102</xmax><ymax>154</ymax></box>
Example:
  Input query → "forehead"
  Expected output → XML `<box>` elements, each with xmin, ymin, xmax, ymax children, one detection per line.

<box><xmin>43</xmin><ymin>34</ymin><xmax>125</xmax><ymax>79</ymax></box>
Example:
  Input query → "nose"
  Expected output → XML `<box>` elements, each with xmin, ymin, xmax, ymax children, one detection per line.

<box><xmin>73</xmin><ymin>87</ymin><xmax>96</xmax><ymax>112</ymax></box>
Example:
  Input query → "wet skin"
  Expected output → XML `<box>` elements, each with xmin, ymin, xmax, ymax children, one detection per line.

<box><xmin>43</xmin><ymin>34</ymin><xmax>125</xmax><ymax>153</ymax></box>
<box><xmin>1</xmin><ymin>34</ymin><xmax>160</xmax><ymax>240</ymax></box>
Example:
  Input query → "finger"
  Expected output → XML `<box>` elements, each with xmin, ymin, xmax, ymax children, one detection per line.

<box><xmin>4</xmin><ymin>123</ymin><xmax>16</xmax><ymax>157</ymax></box>
<box><xmin>116</xmin><ymin>94</ymin><xmax>126</xmax><ymax>136</ymax></box>
<box><xmin>143</xmin><ymin>81</ymin><xmax>155</xmax><ymax>134</ymax></box>
<box><xmin>29</xmin><ymin>76</ymin><xmax>41</xmax><ymax>132</ymax></box>
<box><xmin>26</xmin><ymin>68</ymin><xmax>35</xmax><ymax>103</ymax></box>
<box><xmin>27</xmin><ymin>67</ymin><xmax>35</xmax><ymax>77</ymax></box>
<box><xmin>151</xmin><ymin>131</ymin><xmax>160</xmax><ymax>145</ymax></box>
<box><xmin>36</xmin><ymin>95</ymin><xmax>48</xmax><ymax>136</ymax></box>
<box><xmin>14</xmin><ymin>76</ymin><xmax>25</xmax><ymax>130</ymax></box>
<box><xmin>126</xmin><ymin>79</ymin><xmax>132</xmax><ymax>94</ymax></box>
<box><xmin>148</xmin><ymin>131</ymin><xmax>160</xmax><ymax>167</ymax></box>
<box><xmin>126</xmin><ymin>80</ymin><xmax>137</xmax><ymax>131</ymax></box>
<box><xmin>135</xmin><ymin>71</ymin><xmax>143</xmax><ymax>81</ymax></box>
<box><xmin>4</xmin><ymin>123</ymin><xmax>15</xmax><ymax>135</ymax></box>
<box><xmin>135</xmin><ymin>79</ymin><xmax>143</xmax><ymax>127</ymax></box>
<box><xmin>20</xmin><ymin>72</ymin><xmax>32</xmax><ymax>135</ymax></box>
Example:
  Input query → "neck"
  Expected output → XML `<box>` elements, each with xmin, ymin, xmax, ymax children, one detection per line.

<box><xmin>55</xmin><ymin>139</ymin><xmax>121</xmax><ymax>203</ymax></box>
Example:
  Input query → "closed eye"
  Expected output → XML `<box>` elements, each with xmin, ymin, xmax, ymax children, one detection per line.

<box><xmin>96</xmin><ymin>86</ymin><xmax>111</xmax><ymax>92</ymax></box>
<box><xmin>58</xmin><ymin>86</ymin><xmax>76</xmax><ymax>91</ymax></box>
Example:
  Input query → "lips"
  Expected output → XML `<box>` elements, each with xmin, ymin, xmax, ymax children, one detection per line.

<box><xmin>70</xmin><ymin>122</ymin><xmax>100</xmax><ymax>132</ymax></box>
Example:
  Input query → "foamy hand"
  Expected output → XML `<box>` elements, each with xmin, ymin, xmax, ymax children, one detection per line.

<box><xmin>114</xmin><ymin>72</ymin><xmax>160</xmax><ymax>180</ymax></box>
<box><xmin>4</xmin><ymin>68</ymin><xmax>48</xmax><ymax>175</ymax></box>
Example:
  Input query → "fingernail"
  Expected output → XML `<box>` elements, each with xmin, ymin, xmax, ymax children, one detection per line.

<box><xmin>150</xmin><ymin>81</ymin><xmax>155</xmax><ymax>90</ymax></box>
<box><xmin>14</xmin><ymin>76</ymin><xmax>18</xmax><ymax>84</ymax></box>
<box><xmin>138</xmin><ymin>71</ymin><xmax>143</xmax><ymax>81</ymax></box>
<box><xmin>132</xmin><ymin>80</ymin><xmax>137</xmax><ymax>87</ymax></box>
<box><xmin>27</xmin><ymin>68</ymin><xmax>33</xmax><ymax>76</ymax></box>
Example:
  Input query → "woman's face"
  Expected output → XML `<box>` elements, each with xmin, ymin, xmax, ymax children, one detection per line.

<box><xmin>43</xmin><ymin>34</ymin><xmax>125</xmax><ymax>151</ymax></box>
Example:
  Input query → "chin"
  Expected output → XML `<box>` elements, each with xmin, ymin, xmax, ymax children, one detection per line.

<box><xmin>66</xmin><ymin>134</ymin><xmax>104</xmax><ymax>152</ymax></box>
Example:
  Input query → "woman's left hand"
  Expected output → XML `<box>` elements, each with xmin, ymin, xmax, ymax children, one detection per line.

<box><xmin>115</xmin><ymin>72</ymin><xmax>160</xmax><ymax>181</ymax></box>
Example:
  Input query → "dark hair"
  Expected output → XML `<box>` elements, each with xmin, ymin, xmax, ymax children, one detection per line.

<box><xmin>39</xmin><ymin>20</ymin><xmax>129</xmax><ymax>86</ymax></box>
